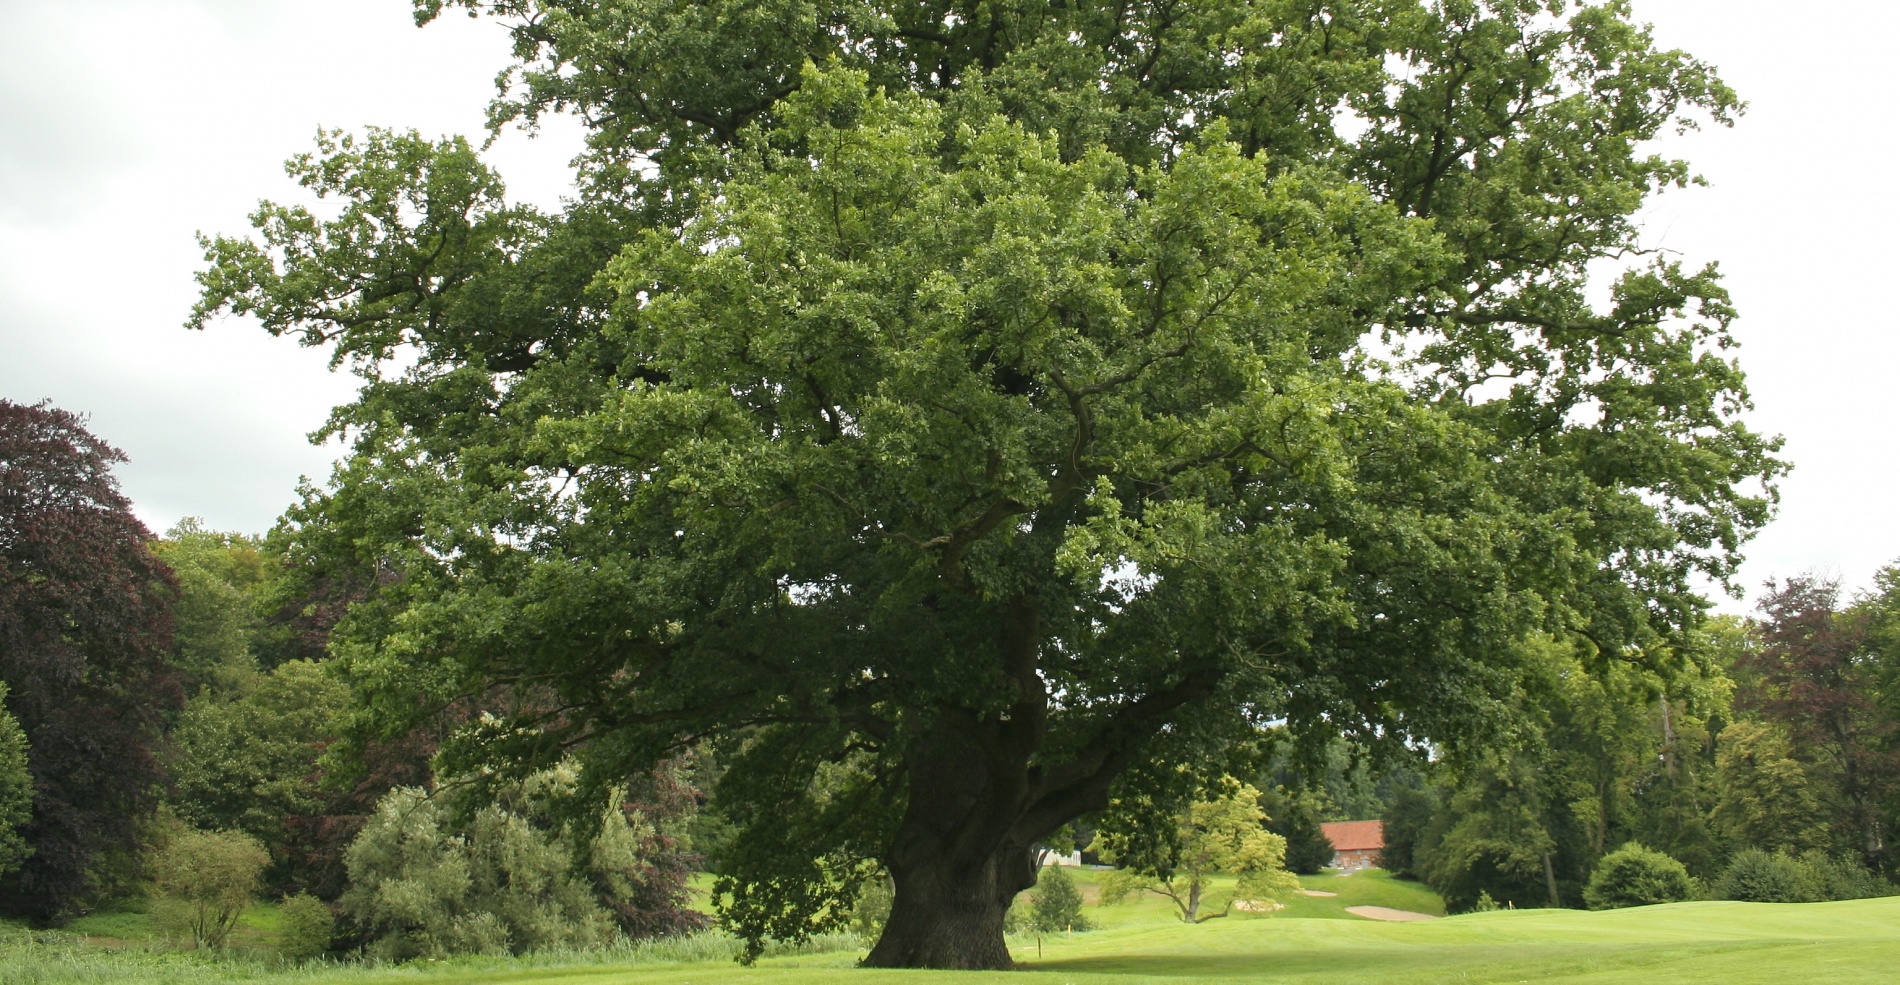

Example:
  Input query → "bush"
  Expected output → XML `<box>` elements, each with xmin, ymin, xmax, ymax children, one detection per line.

<box><xmin>274</xmin><ymin>893</ymin><xmax>334</xmax><ymax>960</ymax></box>
<box><xmin>1714</xmin><ymin>849</ymin><xmax>1819</xmax><ymax>903</ymax></box>
<box><xmin>1803</xmin><ymin>853</ymin><xmax>1896</xmax><ymax>901</ymax></box>
<box><xmin>148</xmin><ymin>828</ymin><xmax>269</xmax><ymax>949</ymax></box>
<box><xmin>1028</xmin><ymin>866</ymin><xmax>1091</xmax><ymax>933</ymax></box>
<box><xmin>1583</xmin><ymin>843</ymin><xmax>1695</xmax><ymax>910</ymax></box>
<box><xmin>340</xmin><ymin>787</ymin><xmax>616</xmax><ymax>960</ymax></box>
<box><xmin>1712</xmin><ymin>849</ymin><xmax>1895</xmax><ymax>904</ymax></box>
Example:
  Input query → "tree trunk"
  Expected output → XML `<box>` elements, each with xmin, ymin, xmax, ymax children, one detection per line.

<box><xmin>857</xmin><ymin>599</ymin><xmax>1217</xmax><ymax>967</ymax></box>
<box><xmin>863</xmin><ymin>841</ymin><xmax>1034</xmax><ymax>969</ymax></box>
<box><xmin>861</xmin><ymin>720</ymin><xmax>1042</xmax><ymax>969</ymax></box>
<box><xmin>1542</xmin><ymin>852</ymin><xmax>1561</xmax><ymax>908</ymax></box>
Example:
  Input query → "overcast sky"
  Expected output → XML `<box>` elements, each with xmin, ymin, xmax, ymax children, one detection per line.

<box><xmin>2</xmin><ymin>0</ymin><xmax>1893</xmax><ymax>612</ymax></box>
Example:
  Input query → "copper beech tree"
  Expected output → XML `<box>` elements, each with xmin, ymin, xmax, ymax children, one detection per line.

<box><xmin>0</xmin><ymin>401</ymin><xmax>181</xmax><ymax>921</ymax></box>
<box><xmin>192</xmin><ymin>0</ymin><xmax>1780</xmax><ymax>968</ymax></box>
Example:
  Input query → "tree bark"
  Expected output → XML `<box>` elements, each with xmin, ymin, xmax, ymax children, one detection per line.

<box><xmin>861</xmin><ymin>720</ymin><xmax>1041</xmax><ymax>969</ymax></box>
<box><xmin>863</xmin><ymin>840</ymin><xmax>1034</xmax><ymax>969</ymax></box>
<box><xmin>857</xmin><ymin>607</ymin><xmax>1220</xmax><ymax>968</ymax></box>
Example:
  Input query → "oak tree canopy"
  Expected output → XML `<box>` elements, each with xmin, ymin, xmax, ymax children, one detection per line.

<box><xmin>192</xmin><ymin>0</ymin><xmax>1780</xmax><ymax>968</ymax></box>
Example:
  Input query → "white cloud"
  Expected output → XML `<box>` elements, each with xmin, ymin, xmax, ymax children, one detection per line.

<box><xmin>0</xmin><ymin>0</ymin><xmax>580</xmax><ymax>535</ymax></box>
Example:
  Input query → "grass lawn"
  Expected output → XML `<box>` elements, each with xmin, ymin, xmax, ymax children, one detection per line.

<box><xmin>9</xmin><ymin>875</ymin><xmax>1898</xmax><ymax>984</ymax></box>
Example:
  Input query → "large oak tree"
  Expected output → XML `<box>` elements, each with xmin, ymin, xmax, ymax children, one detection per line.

<box><xmin>193</xmin><ymin>0</ymin><xmax>1780</xmax><ymax>967</ymax></box>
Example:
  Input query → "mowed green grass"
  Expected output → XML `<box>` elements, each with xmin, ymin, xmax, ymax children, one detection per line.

<box><xmin>13</xmin><ymin>876</ymin><xmax>1898</xmax><ymax>984</ymax></box>
<box><xmin>320</xmin><ymin>896</ymin><xmax>1899</xmax><ymax>985</ymax></box>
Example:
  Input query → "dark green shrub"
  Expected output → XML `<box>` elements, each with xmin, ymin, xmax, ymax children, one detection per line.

<box><xmin>275</xmin><ymin>893</ymin><xmax>334</xmax><ymax>960</ymax></box>
<box><xmin>1714</xmin><ymin>849</ymin><xmax>1819</xmax><ymax>903</ymax></box>
<box><xmin>1802</xmin><ymin>854</ymin><xmax>1895</xmax><ymax>902</ymax></box>
<box><xmin>1583</xmin><ymin>843</ymin><xmax>1695</xmax><ymax>910</ymax></box>
<box><xmin>1260</xmin><ymin>788</ymin><xmax>1333</xmax><ymax>875</ymax></box>
<box><xmin>1380</xmin><ymin>786</ymin><xmax>1439</xmax><ymax>879</ymax></box>
<box><xmin>1028</xmin><ymin>866</ymin><xmax>1090</xmax><ymax>933</ymax></box>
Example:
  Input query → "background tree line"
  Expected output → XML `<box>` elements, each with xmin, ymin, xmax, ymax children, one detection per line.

<box><xmin>0</xmin><ymin>399</ymin><xmax>703</xmax><ymax>955</ymax></box>
<box><xmin>6</xmin><ymin>395</ymin><xmax>1896</xmax><ymax>952</ymax></box>
<box><xmin>1379</xmin><ymin>579</ymin><xmax>1900</xmax><ymax>911</ymax></box>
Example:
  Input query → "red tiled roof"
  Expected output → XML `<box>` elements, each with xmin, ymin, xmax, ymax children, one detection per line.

<box><xmin>1320</xmin><ymin>820</ymin><xmax>1384</xmax><ymax>851</ymax></box>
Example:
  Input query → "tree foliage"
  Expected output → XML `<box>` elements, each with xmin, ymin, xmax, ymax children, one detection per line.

<box><xmin>193</xmin><ymin>0</ymin><xmax>1779</xmax><ymax>967</ymax></box>
<box><xmin>1708</xmin><ymin>719</ymin><xmax>1825</xmax><ymax>857</ymax></box>
<box><xmin>167</xmin><ymin>659</ymin><xmax>352</xmax><ymax>893</ymax></box>
<box><xmin>340</xmin><ymin>786</ymin><xmax>611</xmax><ymax>960</ymax></box>
<box><xmin>152</xmin><ymin>520</ymin><xmax>273</xmax><ymax>694</ymax></box>
<box><xmin>1410</xmin><ymin>625</ymin><xmax>1741</xmax><ymax>909</ymax></box>
<box><xmin>0</xmin><ymin>400</ymin><xmax>182</xmax><ymax>922</ymax></box>
<box><xmin>1263</xmin><ymin>790</ymin><xmax>1334</xmax><ymax>876</ymax></box>
<box><xmin>1380</xmin><ymin>786</ymin><xmax>1438</xmax><ymax>879</ymax></box>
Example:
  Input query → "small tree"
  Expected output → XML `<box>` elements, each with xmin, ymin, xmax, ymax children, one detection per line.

<box><xmin>149</xmin><ymin>829</ymin><xmax>269</xmax><ymax>949</ymax></box>
<box><xmin>1101</xmin><ymin>783</ymin><xmax>1300</xmax><ymax>923</ymax></box>
<box><xmin>1028</xmin><ymin>866</ymin><xmax>1090</xmax><ymax>933</ymax></box>
<box><xmin>1583</xmin><ymin>843</ymin><xmax>1695</xmax><ymax>910</ymax></box>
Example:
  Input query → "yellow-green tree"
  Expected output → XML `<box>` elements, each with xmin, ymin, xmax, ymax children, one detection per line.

<box><xmin>150</xmin><ymin>828</ymin><xmax>270</xmax><ymax>949</ymax></box>
<box><xmin>1102</xmin><ymin>782</ymin><xmax>1299</xmax><ymax>923</ymax></box>
<box><xmin>0</xmin><ymin>684</ymin><xmax>29</xmax><ymax>879</ymax></box>
<box><xmin>1709</xmin><ymin>720</ymin><xmax>1827</xmax><ymax>855</ymax></box>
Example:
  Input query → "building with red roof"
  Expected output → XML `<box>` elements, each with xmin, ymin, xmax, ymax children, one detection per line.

<box><xmin>1319</xmin><ymin>820</ymin><xmax>1384</xmax><ymax>872</ymax></box>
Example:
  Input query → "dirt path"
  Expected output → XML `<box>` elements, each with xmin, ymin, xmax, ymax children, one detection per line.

<box><xmin>1344</xmin><ymin>905</ymin><xmax>1438</xmax><ymax>922</ymax></box>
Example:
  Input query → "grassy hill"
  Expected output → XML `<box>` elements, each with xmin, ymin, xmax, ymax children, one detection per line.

<box><xmin>7</xmin><ymin>873</ymin><xmax>1898</xmax><ymax>984</ymax></box>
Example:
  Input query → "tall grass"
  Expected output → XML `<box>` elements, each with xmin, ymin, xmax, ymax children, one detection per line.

<box><xmin>0</xmin><ymin>927</ymin><xmax>865</xmax><ymax>985</ymax></box>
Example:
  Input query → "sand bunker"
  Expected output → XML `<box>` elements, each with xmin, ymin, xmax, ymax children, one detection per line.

<box><xmin>1300</xmin><ymin>889</ymin><xmax>1339</xmax><ymax>897</ymax></box>
<box><xmin>1345</xmin><ymin>905</ymin><xmax>1438</xmax><ymax>922</ymax></box>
